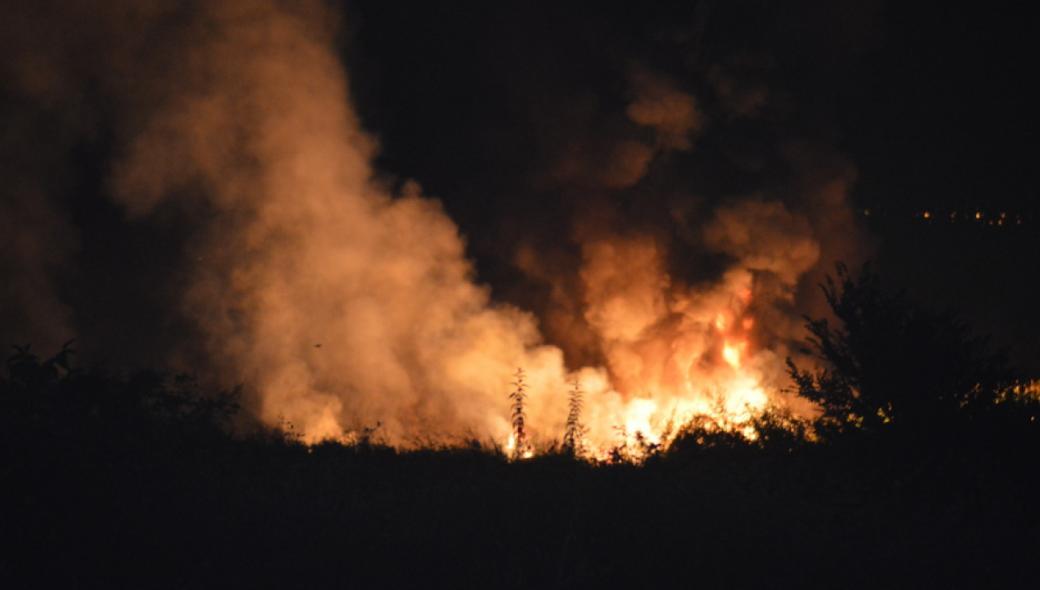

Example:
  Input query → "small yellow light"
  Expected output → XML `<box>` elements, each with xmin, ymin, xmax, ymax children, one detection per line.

<box><xmin>922</xmin><ymin>211</ymin><xmax>931</xmax><ymax>219</ymax></box>
<box><xmin>975</xmin><ymin>211</ymin><xmax>982</xmax><ymax>220</ymax></box>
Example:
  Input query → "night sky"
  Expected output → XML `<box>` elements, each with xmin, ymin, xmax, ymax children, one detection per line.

<box><xmin>346</xmin><ymin>2</ymin><xmax>1036</xmax><ymax>218</ymax></box>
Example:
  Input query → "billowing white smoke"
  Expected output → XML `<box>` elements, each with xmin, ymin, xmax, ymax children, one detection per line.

<box><xmin>101</xmin><ymin>0</ymin><xmax>578</xmax><ymax>444</ymax></box>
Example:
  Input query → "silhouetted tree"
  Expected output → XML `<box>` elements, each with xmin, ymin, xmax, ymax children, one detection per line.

<box><xmin>788</xmin><ymin>263</ymin><xmax>1012</xmax><ymax>434</ymax></box>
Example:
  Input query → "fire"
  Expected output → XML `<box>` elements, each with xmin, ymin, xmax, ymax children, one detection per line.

<box><xmin>622</xmin><ymin>398</ymin><xmax>660</xmax><ymax>445</ymax></box>
<box><xmin>504</xmin><ymin>433</ymin><xmax>534</xmax><ymax>460</ymax></box>
<box><xmin>714</xmin><ymin>313</ymin><xmax>728</xmax><ymax>331</ymax></box>
<box><xmin>492</xmin><ymin>219</ymin><xmax>818</xmax><ymax>462</ymax></box>
<box><xmin>722</xmin><ymin>341</ymin><xmax>744</xmax><ymax>369</ymax></box>
<box><xmin>504</xmin><ymin>260</ymin><xmax>786</xmax><ymax>462</ymax></box>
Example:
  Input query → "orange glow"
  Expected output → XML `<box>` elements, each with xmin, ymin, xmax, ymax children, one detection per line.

<box><xmin>504</xmin><ymin>433</ymin><xmax>534</xmax><ymax>459</ymax></box>
<box><xmin>623</xmin><ymin>398</ymin><xmax>660</xmax><ymax>444</ymax></box>
<box><xmin>722</xmin><ymin>341</ymin><xmax>743</xmax><ymax>368</ymax></box>
<box><xmin>488</xmin><ymin>201</ymin><xmax>820</xmax><ymax>461</ymax></box>
<box><xmin>715</xmin><ymin>313</ymin><xmax>728</xmax><ymax>331</ymax></box>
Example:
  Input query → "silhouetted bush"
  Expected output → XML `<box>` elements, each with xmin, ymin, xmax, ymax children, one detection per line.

<box><xmin>1</xmin><ymin>342</ymin><xmax>240</xmax><ymax>454</ymax></box>
<box><xmin>788</xmin><ymin>263</ymin><xmax>1016</xmax><ymax>436</ymax></box>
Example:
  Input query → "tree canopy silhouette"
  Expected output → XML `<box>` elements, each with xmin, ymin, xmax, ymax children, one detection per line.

<box><xmin>788</xmin><ymin>264</ymin><xmax>1014</xmax><ymax>434</ymax></box>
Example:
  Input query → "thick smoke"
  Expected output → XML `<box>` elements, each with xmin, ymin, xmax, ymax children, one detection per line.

<box><xmin>512</xmin><ymin>56</ymin><xmax>868</xmax><ymax>429</ymax></box>
<box><xmin>108</xmin><ymin>0</ymin><xmax>586</xmax><ymax>443</ymax></box>
<box><xmin>1</xmin><ymin>1</ymin><xmax>867</xmax><ymax>451</ymax></box>
<box><xmin>1</xmin><ymin>0</ymin><xmax>576</xmax><ymax>444</ymax></box>
<box><xmin>573</xmin><ymin>198</ymin><xmax>825</xmax><ymax>431</ymax></box>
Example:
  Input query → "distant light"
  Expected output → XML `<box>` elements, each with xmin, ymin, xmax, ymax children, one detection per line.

<box><xmin>975</xmin><ymin>211</ymin><xmax>983</xmax><ymax>220</ymax></box>
<box><xmin>863</xmin><ymin>208</ymin><xmax>871</xmax><ymax>217</ymax></box>
<box><xmin>922</xmin><ymin>211</ymin><xmax>931</xmax><ymax>219</ymax></box>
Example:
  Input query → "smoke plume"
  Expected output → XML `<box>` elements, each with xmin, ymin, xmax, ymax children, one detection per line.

<box><xmin>0</xmin><ymin>0</ymin><xmax>573</xmax><ymax>444</ymax></box>
<box><xmin>1</xmin><ymin>0</ymin><xmax>867</xmax><ymax>452</ymax></box>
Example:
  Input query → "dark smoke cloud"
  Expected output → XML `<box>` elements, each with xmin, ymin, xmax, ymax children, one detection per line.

<box><xmin>358</xmin><ymin>2</ymin><xmax>880</xmax><ymax>371</ymax></box>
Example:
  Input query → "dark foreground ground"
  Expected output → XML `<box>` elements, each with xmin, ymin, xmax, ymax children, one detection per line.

<box><xmin>3</xmin><ymin>366</ymin><xmax>1039</xmax><ymax>589</ymax></box>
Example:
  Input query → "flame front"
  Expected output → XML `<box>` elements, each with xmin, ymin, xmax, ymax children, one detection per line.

<box><xmin>498</xmin><ymin>223</ymin><xmax>817</xmax><ymax>461</ymax></box>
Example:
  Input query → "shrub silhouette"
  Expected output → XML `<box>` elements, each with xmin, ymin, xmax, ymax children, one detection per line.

<box><xmin>788</xmin><ymin>263</ymin><xmax>1013</xmax><ymax>434</ymax></box>
<box><xmin>1</xmin><ymin>342</ymin><xmax>240</xmax><ymax>444</ymax></box>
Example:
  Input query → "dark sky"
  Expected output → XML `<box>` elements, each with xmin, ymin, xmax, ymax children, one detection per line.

<box><xmin>344</xmin><ymin>1</ymin><xmax>1037</xmax><ymax>222</ymax></box>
